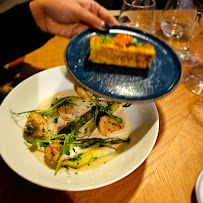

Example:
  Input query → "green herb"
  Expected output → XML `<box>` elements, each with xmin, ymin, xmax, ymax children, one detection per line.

<box><xmin>24</xmin><ymin>136</ymin><xmax>39</xmax><ymax>144</ymax></box>
<box><xmin>115</xmin><ymin>117</ymin><xmax>122</xmax><ymax>123</ymax></box>
<box><xmin>55</xmin><ymin>135</ymin><xmax>69</xmax><ymax>175</ymax></box>
<box><xmin>85</xmin><ymin>92</ymin><xmax>123</xmax><ymax>124</ymax></box>
<box><xmin>53</xmin><ymin>118</ymin><xmax>58</xmax><ymax>123</ymax></box>
<box><xmin>40</xmin><ymin>142</ymin><xmax>49</xmax><ymax>148</ymax></box>
<box><xmin>99</xmin><ymin>36</ymin><xmax>114</xmax><ymax>43</ymax></box>
<box><xmin>61</xmin><ymin>144</ymin><xmax>70</xmax><ymax>156</ymax></box>
<box><xmin>10</xmin><ymin>97</ymin><xmax>84</xmax><ymax>118</ymax></box>
<box><xmin>54</xmin><ymin>131</ymin><xmax>82</xmax><ymax>175</ymax></box>
<box><xmin>127</xmin><ymin>40</ymin><xmax>143</xmax><ymax>47</ymax></box>
<box><xmin>62</xmin><ymin>165</ymin><xmax>69</xmax><ymax>169</ymax></box>
<box><xmin>82</xmin><ymin>142</ymin><xmax>90</xmax><ymax>148</ymax></box>
<box><xmin>69</xmin><ymin>153</ymin><xmax>84</xmax><ymax>162</ymax></box>
<box><xmin>99</xmin><ymin>139</ymin><xmax>105</xmax><ymax>147</ymax></box>
<box><xmin>40</xmin><ymin>98</ymin><xmax>71</xmax><ymax>117</ymax></box>
<box><xmin>24</xmin><ymin>123</ymin><xmax>37</xmax><ymax>135</ymax></box>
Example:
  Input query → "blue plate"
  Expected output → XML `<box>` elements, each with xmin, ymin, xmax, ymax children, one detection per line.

<box><xmin>65</xmin><ymin>26</ymin><xmax>181</xmax><ymax>102</ymax></box>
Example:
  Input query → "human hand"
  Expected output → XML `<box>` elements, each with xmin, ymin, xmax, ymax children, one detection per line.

<box><xmin>30</xmin><ymin>0</ymin><xmax>119</xmax><ymax>38</ymax></box>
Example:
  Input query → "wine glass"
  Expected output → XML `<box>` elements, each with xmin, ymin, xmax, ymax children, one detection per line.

<box><xmin>118</xmin><ymin>0</ymin><xmax>156</xmax><ymax>34</ymax></box>
<box><xmin>184</xmin><ymin>5</ymin><xmax>203</xmax><ymax>96</ymax></box>
<box><xmin>160</xmin><ymin>0</ymin><xmax>201</xmax><ymax>67</ymax></box>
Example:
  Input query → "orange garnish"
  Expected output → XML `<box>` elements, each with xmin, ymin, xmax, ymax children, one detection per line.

<box><xmin>114</xmin><ymin>34</ymin><xmax>133</xmax><ymax>47</ymax></box>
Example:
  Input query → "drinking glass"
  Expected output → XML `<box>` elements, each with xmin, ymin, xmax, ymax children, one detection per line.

<box><xmin>118</xmin><ymin>0</ymin><xmax>156</xmax><ymax>33</ymax></box>
<box><xmin>184</xmin><ymin>6</ymin><xmax>203</xmax><ymax>96</ymax></box>
<box><xmin>160</xmin><ymin>0</ymin><xmax>201</xmax><ymax>67</ymax></box>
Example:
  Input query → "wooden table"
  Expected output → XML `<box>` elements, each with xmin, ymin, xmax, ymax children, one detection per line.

<box><xmin>0</xmin><ymin>11</ymin><xmax>203</xmax><ymax>203</ymax></box>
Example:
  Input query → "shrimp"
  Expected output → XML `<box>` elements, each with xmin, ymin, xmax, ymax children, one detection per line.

<box><xmin>76</xmin><ymin>86</ymin><xmax>93</xmax><ymax>100</ymax></box>
<box><xmin>58</xmin><ymin>104</ymin><xmax>78</xmax><ymax>121</ymax></box>
<box><xmin>25</xmin><ymin>112</ymin><xmax>48</xmax><ymax>138</ymax></box>
<box><xmin>45</xmin><ymin>142</ymin><xmax>62</xmax><ymax>163</ymax></box>
<box><xmin>98</xmin><ymin>115</ymin><xmax>124</xmax><ymax>136</ymax></box>
<box><xmin>46</xmin><ymin>143</ymin><xmax>84</xmax><ymax>164</ymax></box>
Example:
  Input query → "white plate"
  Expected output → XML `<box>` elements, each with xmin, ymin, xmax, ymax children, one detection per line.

<box><xmin>0</xmin><ymin>66</ymin><xmax>159</xmax><ymax>191</ymax></box>
<box><xmin>196</xmin><ymin>169</ymin><xmax>203</xmax><ymax>203</ymax></box>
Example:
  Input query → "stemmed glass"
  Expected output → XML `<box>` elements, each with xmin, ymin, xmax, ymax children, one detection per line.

<box><xmin>184</xmin><ymin>6</ymin><xmax>203</xmax><ymax>96</ymax></box>
<box><xmin>118</xmin><ymin>0</ymin><xmax>156</xmax><ymax>34</ymax></box>
<box><xmin>160</xmin><ymin>0</ymin><xmax>201</xmax><ymax>67</ymax></box>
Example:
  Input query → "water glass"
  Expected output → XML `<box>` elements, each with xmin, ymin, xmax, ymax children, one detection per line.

<box><xmin>160</xmin><ymin>0</ymin><xmax>197</xmax><ymax>39</ymax></box>
<box><xmin>160</xmin><ymin>0</ymin><xmax>201</xmax><ymax>67</ymax></box>
<box><xmin>118</xmin><ymin>0</ymin><xmax>156</xmax><ymax>33</ymax></box>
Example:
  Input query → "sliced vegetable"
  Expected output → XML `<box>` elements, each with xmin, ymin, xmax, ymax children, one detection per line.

<box><xmin>78</xmin><ymin>138</ymin><xmax>130</xmax><ymax>148</ymax></box>
<box><xmin>61</xmin><ymin>146</ymin><xmax>115</xmax><ymax>168</ymax></box>
<box><xmin>58</xmin><ymin>107</ymin><xmax>96</xmax><ymax>134</ymax></box>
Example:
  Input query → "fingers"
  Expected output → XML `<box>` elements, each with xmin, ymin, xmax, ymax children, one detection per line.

<box><xmin>45</xmin><ymin>18</ymin><xmax>90</xmax><ymax>38</ymax></box>
<box><xmin>78</xmin><ymin>0</ymin><xmax>119</xmax><ymax>30</ymax></box>
<box><xmin>30</xmin><ymin>0</ymin><xmax>119</xmax><ymax>38</ymax></box>
<box><xmin>91</xmin><ymin>4</ymin><xmax>119</xmax><ymax>25</ymax></box>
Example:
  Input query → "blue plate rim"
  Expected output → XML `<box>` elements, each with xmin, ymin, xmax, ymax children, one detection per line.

<box><xmin>64</xmin><ymin>25</ymin><xmax>182</xmax><ymax>103</ymax></box>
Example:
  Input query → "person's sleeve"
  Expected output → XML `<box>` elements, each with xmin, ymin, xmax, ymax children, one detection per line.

<box><xmin>0</xmin><ymin>2</ymin><xmax>54</xmax><ymax>66</ymax></box>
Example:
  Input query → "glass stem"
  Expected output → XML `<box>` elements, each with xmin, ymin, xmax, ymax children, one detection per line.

<box><xmin>183</xmin><ymin>11</ymin><xmax>202</xmax><ymax>52</ymax></box>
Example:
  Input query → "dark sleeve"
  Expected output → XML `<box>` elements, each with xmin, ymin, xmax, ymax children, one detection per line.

<box><xmin>0</xmin><ymin>2</ymin><xmax>54</xmax><ymax>66</ymax></box>
<box><xmin>95</xmin><ymin>0</ymin><xmax>123</xmax><ymax>10</ymax></box>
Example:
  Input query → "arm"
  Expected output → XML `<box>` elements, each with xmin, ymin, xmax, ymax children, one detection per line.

<box><xmin>0</xmin><ymin>2</ymin><xmax>53</xmax><ymax>66</ymax></box>
<box><xmin>0</xmin><ymin>0</ymin><xmax>118</xmax><ymax>66</ymax></box>
<box><xmin>29</xmin><ymin>0</ymin><xmax>119</xmax><ymax>38</ymax></box>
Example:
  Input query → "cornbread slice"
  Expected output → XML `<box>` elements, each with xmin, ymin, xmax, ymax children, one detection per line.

<box><xmin>88</xmin><ymin>34</ymin><xmax>156</xmax><ymax>69</ymax></box>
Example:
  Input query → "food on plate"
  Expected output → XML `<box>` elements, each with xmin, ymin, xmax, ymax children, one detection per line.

<box><xmin>11</xmin><ymin>86</ymin><xmax>131</xmax><ymax>175</ymax></box>
<box><xmin>88</xmin><ymin>33</ymin><xmax>156</xmax><ymax>68</ymax></box>
<box><xmin>25</xmin><ymin>112</ymin><xmax>48</xmax><ymax>138</ymax></box>
<box><xmin>76</xmin><ymin>86</ymin><xmax>93</xmax><ymax>99</ymax></box>
<box><xmin>98</xmin><ymin>115</ymin><xmax>124</xmax><ymax>136</ymax></box>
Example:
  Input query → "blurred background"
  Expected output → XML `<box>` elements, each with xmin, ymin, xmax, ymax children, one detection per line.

<box><xmin>95</xmin><ymin>0</ymin><xmax>168</xmax><ymax>10</ymax></box>
<box><xmin>0</xmin><ymin>0</ymin><xmax>168</xmax><ymax>103</ymax></box>
<box><xmin>0</xmin><ymin>0</ymin><xmax>168</xmax><ymax>13</ymax></box>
